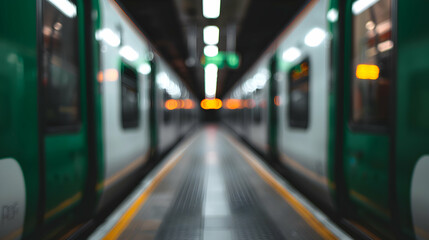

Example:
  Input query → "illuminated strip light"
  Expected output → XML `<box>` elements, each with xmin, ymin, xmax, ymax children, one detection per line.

<box><xmin>282</xmin><ymin>47</ymin><xmax>302</xmax><ymax>62</ymax></box>
<box><xmin>203</xmin><ymin>0</ymin><xmax>221</xmax><ymax>19</ymax></box>
<box><xmin>304</xmin><ymin>28</ymin><xmax>326</xmax><ymax>47</ymax></box>
<box><xmin>119</xmin><ymin>46</ymin><xmax>139</xmax><ymax>61</ymax></box>
<box><xmin>352</xmin><ymin>0</ymin><xmax>379</xmax><ymax>15</ymax></box>
<box><xmin>200</xmin><ymin>98</ymin><xmax>222</xmax><ymax>110</ymax></box>
<box><xmin>95</xmin><ymin>28</ymin><xmax>121</xmax><ymax>47</ymax></box>
<box><xmin>205</xmin><ymin>64</ymin><xmax>218</xmax><ymax>98</ymax></box>
<box><xmin>203</xmin><ymin>26</ymin><xmax>219</xmax><ymax>45</ymax></box>
<box><xmin>204</xmin><ymin>45</ymin><xmax>219</xmax><ymax>57</ymax></box>
<box><xmin>356</xmin><ymin>64</ymin><xmax>379</xmax><ymax>80</ymax></box>
<box><xmin>138</xmin><ymin>63</ymin><xmax>151</xmax><ymax>75</ymax></box>
<box><xmin>326</xmin><ymin>8</ymin><xmax>338</xmax><ymax>23</ymax></box>
<box><xmin>47</xmin><ymin>0</ymin><xmax>77</xmax><ymax>18</ymax></box>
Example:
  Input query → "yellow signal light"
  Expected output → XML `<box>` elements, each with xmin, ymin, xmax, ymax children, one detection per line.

<box><xmin>356</xmin><ymin>64</ymin><xmax>380</xmax><ymax>80</ymax></box>
<box><xmin>201</xmin><ymin>98</ymin><xmax>222</xmax><ymax>110</ymax></box>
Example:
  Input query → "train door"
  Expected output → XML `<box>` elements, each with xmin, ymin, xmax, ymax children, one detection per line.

<box><xmin>40</xmin><ymin>0</ymin><xmax>90</xmax><ymax>235</ymax></box>
<box><xmin>340</xmin><ymin>0</ymin><xmax>395</xmax><ymax>236</ymax></box>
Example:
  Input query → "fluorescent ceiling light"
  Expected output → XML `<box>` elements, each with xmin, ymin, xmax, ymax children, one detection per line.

<box><xmin>95</xmin><ymin>28</ymin><xmax>121</xmax><ymax>47</ymax></box>
<box><xmin>119</xmin><ymin>46</ymin><xmax>139</xmax><ymax>61</ymax></box>
<box><xmin>138</xmin><ymin>63</ymin><xmax>151</xmax><ymax>75</ymax></box>
<box><xmin>157</xmin><ymin>73</ymin><xmax>170</xmax><ymax>89</ymax></box>
<box><xmin>304</xmin><ymin>28</ymin><xmax>326</xmax><ymax>47</ymax></box>
<box><xmin>204</xmin><ymin>45</ymin><xmax>219</xmax><ymax>57</ymax></box>
<box><xmin>203</xmin><ymin>0</ymin><xmax>221</xmax><ymax>19</ymax></box>
<box><xmin>205</xmin><ymin>64</ymin><xmax>218</xmax><ymax>98</ymax></box>
<box><xmin>282</xmin><ymin>47</ymin><xmax>302</xmax><ymax>62</ymax></box>
<box><xmin>47</xmin><ymin>0</ymin><xmax>77</xmax><ymax>18</ymax></box>
<box><xmin>352</xmin><ymin>0</ymin><xmax>379</xmax><ymax>15</ymax></box>
<box><xmin>203</xmin><ymin>26</ymin><xmax>219</xmax><ymax>45</ymax></box>
<box><xmin>327</xmin><ymin>8</ymin><xmax>339</xmax><ymax>22</ymax></box>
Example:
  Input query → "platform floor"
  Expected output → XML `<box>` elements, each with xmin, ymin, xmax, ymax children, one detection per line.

<box><xmin>90</xmin><ymin>126</ymin><xmax>351</xmax><ymax>240</ymax></box>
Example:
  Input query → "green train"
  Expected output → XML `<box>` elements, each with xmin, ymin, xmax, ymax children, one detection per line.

<box><xmin>0</xmin><ymin>1</ymin><xmax>198</xmax><ymax>239</ymax></box>
<box><xmin>222</xmin><ymin>0</ymin><xmax>429</xmax><ymax>239</ymax></box>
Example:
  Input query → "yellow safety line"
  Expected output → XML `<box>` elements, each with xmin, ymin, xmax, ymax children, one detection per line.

<box><xmin>44</xmin><ymin>192</ymin><xmax>82</xmax><ymax>220</ymax></box>
<box><xmin>280</xmin><ymin>153</ymin><xmax>333</xmax><ymax>188</ymax></box>
<box><xmin>96</xmin><ymin>152</ymin><xmax>150</xmax><ymax>191</ymax></box>
<box><xmin>102</xmin><ymin>152</ymin><xmax>185</xmax><ymax>240</ymax></box>
<box><xmin>226</xmin><ymin>135</ymin><xmax>338</xmax><ymax>240</ymax></box>
<box><xmin>2</xmin><ymin>227</ymin><xmax>23</xmax><ymax>240</ymax></box>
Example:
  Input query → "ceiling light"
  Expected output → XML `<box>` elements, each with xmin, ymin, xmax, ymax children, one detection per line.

<box><xmin>47</xmin><ymin>0</ymin><xmax>77</xmax><ymax>18</ymax></box>
<box><xmin>326</xmin><ymin>8</ymin><xmax>338</xmax><ymax>22</ymax></box>
<box><xmin>138</xmin><ymin>63</ymin><xmax>151</xmax><ymax>75</ymax></box>
<box><xmin>282</xmin><ymin>47</ymin><xmax>302</xmax><ymax>62</ymax></box>
<box><xmin>95</xmin><ymin>28</ymin><xmax>121</xmax><ymax>47</ymax></box>
<box><xmin>203</xmin><ymin>0</ymin><xmax>221</xmax><ymax>19</ymax></box>
<box><xmin>205</xmin><ymin>64</ymin><xmax>218</xmax><ymax>98</ymax></box>
<box><xmin>204</xmin><ymin>45</ymin><xmax>219</xmax><ymax>57</ymax></box>
<box><xmin>203</xmin><ymin>26</ymin><xmax>219</xmax><ymax>45</ymax></box>
<box><xmin>119</xmin><ymin>46</ymin><xmax>139</xmax><ymax>61</ymax></box>
<box><xmin>304</xmin><ymin>28</ymin><xmax>326</xmax><ymax>47</ymax></box>
<box><xmin>352</xmin><ymin>0</ymin><xmax>379</xmax><ymax>15</ymax></box>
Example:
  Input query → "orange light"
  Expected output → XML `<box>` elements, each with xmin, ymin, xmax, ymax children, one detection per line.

<box><xmin>356</xmin><ymin>64</ymin><xmax>379</xmax><ymax>80</ymax></box>
<box><xmin>184</xmin><ymin>99</ymin><xmax>194</xmax><ymax>109</ymax></box>
<box><xmin>97</xmin><ymin>71</ymin><xmax>104</xmax><ymax>83</ymax></box>
<box><xmin>201</xmin><ymin>98</ymin><xmax>222</xmax><ymax>110</ymax></box>
<box><xmin>224</xmin><ymin>99</ymin><xmax>242</xmax><ymax>110</ymax></box>
<box><xmin>103</xmin><ymin>69</ymin><xmax>119</xmax><ymax>82</ymax></box>
<box><xmin>177</xmin><ymin>100</ymin><xmax>185</xmax><ymax>109</ymax></box>
<box><xmin>165</xmin><ymin>99</ymin><xmax>178</xmax><ymax>110</ymax></box>
<box><xmin>274</xmin><ymin>96</ymin><xmax>280</xmax><ymax>106</ymax></box>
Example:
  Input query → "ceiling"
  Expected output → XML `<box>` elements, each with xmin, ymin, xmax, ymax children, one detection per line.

<box><xmin>115</xmin><ymin>0</ymin><xmax>308</xmax><ymax>99</ymax></box>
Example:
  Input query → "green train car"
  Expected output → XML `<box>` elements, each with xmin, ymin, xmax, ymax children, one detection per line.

<box><xmin>0</xmin><ymin>1</ymin><xmax>198</xmax><ymax>239</ymax></box>
<box><xmin>222</xmin><ymin>0</ymin><xmax>429</xmax><ymax>239</ymax></box>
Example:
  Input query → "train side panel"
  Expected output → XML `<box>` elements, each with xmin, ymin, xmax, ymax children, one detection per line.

<box><xmin>397</xmin><ymin>1</ymin><xmax>429</xmax><ymax>238</ymax></box>
<box><xmin>96</xmin><ymin>0</ymin><xmax>152</xmax><ymax>210</ymax></box>
<box><xmin>0</xmin><ymin>2</ymin><xmax>39</xmax><ymax>239</ymax></box>
<box><xmin>275</xmin><ymin>0</ymin><xmax>333</xmax><ymax>208</ymax></box>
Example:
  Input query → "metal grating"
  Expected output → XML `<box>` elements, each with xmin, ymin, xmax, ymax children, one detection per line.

<box><xmin>155</xmin><ymin>148</ymin><xmax>206</xmax><ymax>240</ymax></box>
<box><xmin>220</xmin><ymin>148</ymin><xmax>285</xmax><ymax>240</ymax></box>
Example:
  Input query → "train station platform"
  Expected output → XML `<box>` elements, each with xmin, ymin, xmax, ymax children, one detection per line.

<box><xmin>89</xmin><ymin>126</ymin><xmax>351</xmax><ymax>240</ymax></box>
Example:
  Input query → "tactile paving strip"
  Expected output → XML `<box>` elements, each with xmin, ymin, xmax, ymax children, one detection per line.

<box><xmin>220</xmin><ymin>148</ymin><xmax>285</xmax><ymax>240</ymax></box>
<box><xmin>154</xmin><ymin>147</ymin><xmax>206</xmax><ymax>240</ymax></box>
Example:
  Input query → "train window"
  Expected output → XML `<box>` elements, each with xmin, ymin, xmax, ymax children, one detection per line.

<box><xmin>121</xmin><ymin>63</ymin><xmax>139</xmax><ymax>129</ymax></box>
<box><xmin>288</xmin><ymin>58</ymin><xmax>310</xmax><ymax>129</ymax></box>
<box><xmin>42</xmin><ymin>0</ymin><xmax>81</xmax><ymax>132</ymax></box>
<box><xmin>351</xmin><ymin>0</ymin><xmax>393</xmax><ymax>129</ymax></box>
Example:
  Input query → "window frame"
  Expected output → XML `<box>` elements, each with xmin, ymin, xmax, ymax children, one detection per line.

<box><xmin>42</xmin><ymin>0</ymin><xmax>82</xmax><ymax>134</ymax></box>
<box><xmin>287</xmin><ymin>57</ymin><xmax>311</xmax><ymax>129</ymax></box>
<box><xmin>120</xmin><ymin>61</ymin><xmax>140</xmax><ymax>129</ymax></box>
<box><xmin>348</xmin><ymin>0</ymin><xmax>395</xmax><ymax>134</ymax></box>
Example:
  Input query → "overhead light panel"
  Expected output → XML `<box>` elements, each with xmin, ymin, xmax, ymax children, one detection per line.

<box><xmin>352</xmin><ymin>0</ymin><xmax>379</xmax><ymax>15</ymax></box>
<box><xmin>204</xmin><ymin>45</ymin><xmax>219</xmax><ymax>57</ymax></box>
<box><xmin>119</xmin><ymin>46</ymin><xmax>139</xmax><ymax>61</ymax></box>
<box><xmin>95</xmin><ymin>28</ymin><xmax>121</xmax><ymax>47</ymax></box>
<box><xmin>205</xmin><ymin>63</ymin><xmax>218</xmax><ymax>98</ymax></box>
<box><xmin>203</xmin><ymin>0</ymin><xmax>221</xmax><ymax>19</ymax></box>
<box><xmin>138</xmin><ymin>63</ymin><xmax>151</xmax><ymax>75</ymax></box>
<box><xmin>304</xmin><ymin>28</ymin><xmax>326</xmax><ymax>47</ymax></box>
<box><xmin>282</xmin><ymin>47</ymin><xmax>302</xmax><ymax>62</ymax></box>
<box><xmin>327</xmin><ymin>8</ymin><xmax>339</xmax><ymax>22</ymax></box>
<box><xmin>47</xmin><ymin>0</ymin><xmax>77</xmax><ymax>18</ymax></box>
<box><xmin>204</xmin><ymin>26</ymin><xmax>219</xmax><ymax>45</ymax></box>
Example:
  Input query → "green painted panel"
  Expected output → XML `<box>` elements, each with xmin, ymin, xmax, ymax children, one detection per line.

<box><xmin>0</xmin><ymin>1</ymin><xmax>39</xmax><ymax>239</ymax></box>
<box><xmin>341</xmin><ymin>0</ymin><xmax>392</xmax><ymax>237</ymax></box>
<box><xmin>41</xmin><ymin>0</ymin><xmax>90</xmax><ymax>237</ymax></box>
<box><xmin>395</xmin><ymin>1</ymin><xmax>429</xmax><ymax>238</ymax></box>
